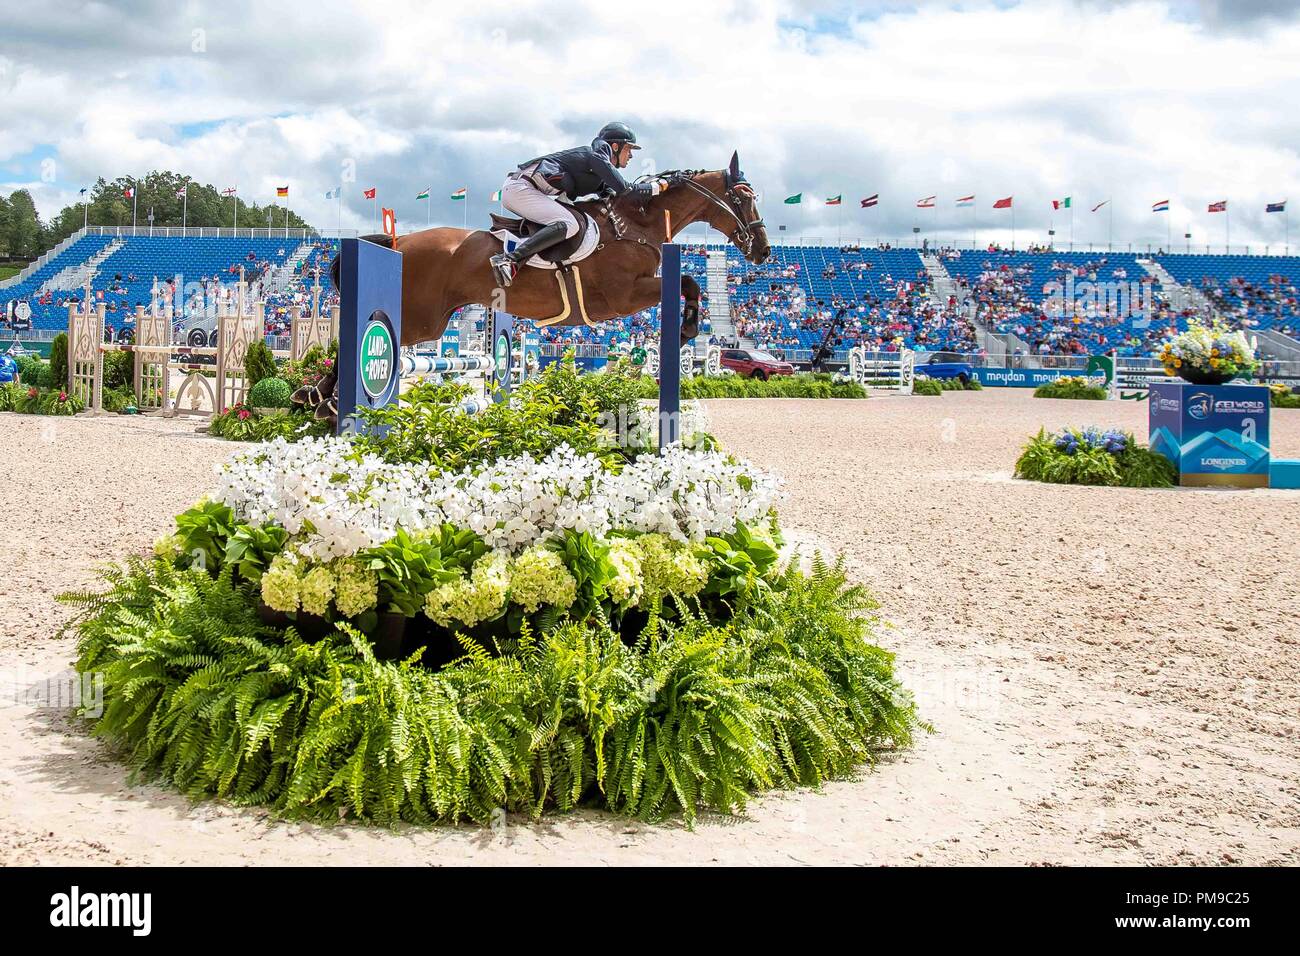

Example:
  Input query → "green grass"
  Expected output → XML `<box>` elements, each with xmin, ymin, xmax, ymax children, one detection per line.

<box><xmin>0</xmin><ymin>265</ymin><xmax>23</xmax><ymax>281</ymax></box>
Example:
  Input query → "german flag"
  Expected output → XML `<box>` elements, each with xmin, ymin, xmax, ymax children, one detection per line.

<box><xmin>276</xmin><ymin>186</ymin><xmax>289</xmax><ymax>197</ymax></box>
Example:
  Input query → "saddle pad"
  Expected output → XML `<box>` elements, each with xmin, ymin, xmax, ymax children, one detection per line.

<box><xmin>490</xmin><ymin>213</ymin><xmax>601</xmax><ymax>270</ymax></box>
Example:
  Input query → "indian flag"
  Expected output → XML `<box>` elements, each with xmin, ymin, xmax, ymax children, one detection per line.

<box><xmin>416</xmin><ymin>187</ymin><xmax>430</xmax><ymax>200</ymax></box>
<box><xmin>451</xmin><ymin>188</ymin><xmax>467</xmax><ymax>200</ymax></box>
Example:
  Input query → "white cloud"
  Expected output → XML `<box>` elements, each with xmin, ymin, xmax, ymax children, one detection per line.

<box><xmin>2</xmin><ymin>0</ymin><xmax>1298</xmax><ymax>250</ymax></box>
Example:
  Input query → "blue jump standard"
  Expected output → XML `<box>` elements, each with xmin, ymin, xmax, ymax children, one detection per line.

<box><xmin>1148</xmin><ymin>381</ymin><xmax>1271</xmax><ymax>488</ymax></box>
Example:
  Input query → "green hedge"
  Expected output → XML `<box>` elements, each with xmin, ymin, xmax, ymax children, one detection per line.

<box><xmin>1033</xmin><ymin>376</ymin><xmax>1108</xmax><ymax>400</ymax></box>
<box><xmin>634</xmin><ymin>372</ymin><xmax>867</xmax><ymax>400</ymax></box>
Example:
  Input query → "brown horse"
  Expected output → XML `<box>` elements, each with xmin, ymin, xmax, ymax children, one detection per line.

<box><xmin>301</xmin><ymin>153</ymin><xmax>769</xmax><ymax>418</ymax></box>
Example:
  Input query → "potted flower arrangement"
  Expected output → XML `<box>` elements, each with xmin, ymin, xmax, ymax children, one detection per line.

<box><xmin>1159</xmin><ymin>322</ymin><xmax>1257</xmax><ymax>385</ymax></box>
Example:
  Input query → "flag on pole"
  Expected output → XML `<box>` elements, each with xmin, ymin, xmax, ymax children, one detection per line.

<box><xmin>956</xmin><ymin>195</ymin><xmax>975</xmax><ymax>207</ymax></box>
<box><xmin>222</xmin><ymin>186</ymin><xmax>237</xmax><ymax>196</ymax></box>
<box><xmin>993</xmin><ymin>196</ymin><xmax>1013</xmax><ymax>209</ymax></box>
<box><xmin>416</xmin><ymin>188</ymin><xmax>430</xmax><ymax>200</ymax></box>
<box><xmin>783</xmin><ymin>193</ymin><xmax>802</xmax><ymax>204</ymax></box>
<box><xmin>325</xmin><ymin>187</ymin><xmax>340</xmax><ymax>199</ymax></box>
<box><xmin>1152</xmin><ymin>199</ymin><xmax>1169</xmax><ymax>212</ymax></box>
<box><xmin>1208</xmin><ymin>200</ymin><xmax>1227</xmax><ymax>213</ymax></box>
<box><xmin>363</xmin><ymin>187</ymin><xmax>377</xmax><ymax>199</ymax></box>
<box><xmin>490</xmin><ymin>189</ymin><xmax>502</xmax><ymax>202</ymax></box>
<box><xmin>175</xmin><ymin>186</ymin><xmax>187</xmax><ymax>198</ymax></box>
<box><xmin>825</xmin><ymin>195</ymin><xmax>842</xmax><ymax>206</ymax></box>
<box><xmin>79</xmin><ymin>187</ymin><xmax>88</xmax><ymax>195</ymax></box>
<box><xmin>916</xmin><ymin>195</ymin><xmax>936</xmax><ymax>208</ymax></box>
<box><xmin>860</xmin><ymin>194</ymin><xmax>878</xmax><ymax>208</ymax></box>
<box><xmin>276</xmin><ymin>186</ymin><xmax>289</xmax><ymax>197</ymax></box>
<box><xmin>1266</xmin><ymin>201</ymin><xmax>1287</xmax><ymax>213</ymax></box>
<box><xmin>123</xmin><ymin>187</ymin><xmax>134</xmax><ymax>198</ymax></box>
<box><xmin>1091</xmin><ymin>200</ymin><xmax>1108</xmax><ymax>212</ymax></box>
<box><xmin>1052</xmin><ymin>197</ymin><xmax>1072</xmax><ymax>209</ymax></box>
<box><xmin>450</xmin><ymin>188</ymin><xmax>467</xmax><ymax>200</ymax></box>
<box><xmin>381</xmin><ymin>207</ymin><xmax>396</xmax><ymax>238</ymax></box>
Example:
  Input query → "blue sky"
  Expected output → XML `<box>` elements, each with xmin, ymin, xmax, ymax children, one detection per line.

<box><xmin>2</xmin><ymin>0</ymin><xmax>1298</xmax><ymax>249</ymax></box>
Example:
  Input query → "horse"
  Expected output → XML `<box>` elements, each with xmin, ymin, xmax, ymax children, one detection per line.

<box><xmin>298</xmin><ymin>152</ymin><xmax>769</xmax><ymax>418</ymax></box>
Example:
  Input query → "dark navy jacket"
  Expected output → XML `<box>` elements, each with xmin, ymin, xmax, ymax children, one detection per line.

<box><xmin>519</xmin><ymin>139</ymin><xmax>634</xmax><ymax>200</ymax></box>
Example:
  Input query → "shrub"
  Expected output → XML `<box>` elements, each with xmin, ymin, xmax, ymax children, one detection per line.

<box><xmin>912</xmin><ymin>378</ymin><xmax>943</xmax><ymax>396</ymax></box>
<box><xmin>48</xmin><ymin>334</ymin><xmax>69</xmax><ymax>391</ymax></box>
<box><xmin>244</xmin><ymin>340</ymin><xmax>278</xmax><ymax>386</ymax></box>
<box><xmin>16</xmin><ymin>355</ymin><xmax>48</xmax><ymax>386</ymax></box>
<box><xmin>0</xmin><ymin>382</ymin><xmax>21</xmax><ymax>411</ymax></box>
<box><xmin>102</xmin><ymin>349</ymin><xmax>134</xmax><ymax>391</ymax></box>
<box><xmin>1269</xmin><ymin>383</ymin><xmax>1300</xmax><ymax>409</ymax></box>
<box><xmin>1015</xmin><ymin>427</ymin><xmax>1175</xmax><ymax>487</ymax></box>
<box><xmin>41</xmin><ymin>389</ymin><xmax>85</xmax><ymax>415</ymax></box>
<box><xmin>248</xmin><ymin>376</ymin><xmax>293</xmax><ymax>409</ymax></box>
<box><xmin>1033</xmin><ymin>375</ymin><xmax>1107</xmax><ymax>400</ymax></box>
<box><xmin>101</xmin><ymin>387</ymin><xmax>135</xmax><ymax>414</ymax></box>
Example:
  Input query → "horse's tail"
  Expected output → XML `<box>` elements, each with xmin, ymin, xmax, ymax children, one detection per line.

<box><xmin>329</xmin><ymin>234</ymin><xmax>393</xmax><ymax>291</ymax></box>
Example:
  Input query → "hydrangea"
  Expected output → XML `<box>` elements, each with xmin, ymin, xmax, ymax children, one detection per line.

<box><xmin>606</xmin><ymin>540</ymin><xmax>643</xmax><ymax>607</ymax></box>
<box><xmin>260</xmin><ymin>553</ymin><xmax>301</xmax><ymax>613</ymax></box>
<box><xmin>634</xmin><ymin>533</ymin><xmax>707</xmax><ymax>606</ymax></box>
<box><xmin>153</xmin><ymin>534</ymin><xmax>183</xmax><ymax>561</ymax></box>
<box><xmin>424</xmin><ymin>551</ymin><xmax>511</xmax><ymax>628</ymax></box>
<box><xmin>333</xmin><ymin>558</ymin><xmax>378</xmax><ymax>617</ymax></box>
<box><xmin>299</xmin><ymin>565</ymin><xmax>336</xmax><ymax>617</ymax></box>
<box><xmin>1054</xmin><ymin>427</ymin><xmax>1128</xmax><ymax>456</ymax></box>
<box><xmin>509</xmin><ymin>545</ymin><xmax>577</xmax><ymax>613</ymax></box>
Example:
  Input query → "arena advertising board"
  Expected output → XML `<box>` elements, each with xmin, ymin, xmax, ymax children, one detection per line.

<box><xmin>1148</xmin><ymin>381</ymin><xmax>1271</xmax><ymax>487</ymax></box>
<box><xmin>973</xmin><ymin>366</ymin><xmax>1108</xmax><ymax>388</ymax></box>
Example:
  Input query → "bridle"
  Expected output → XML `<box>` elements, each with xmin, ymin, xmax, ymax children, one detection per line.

<box><xmin>625</xmin><ymin>169</ymin><xmax>765</xmax><ymax>258</ymax></box>
<box><xmin>674</xmin><ymin>174</ymin><xmax>765</xmax><ymax>257</ymax></box>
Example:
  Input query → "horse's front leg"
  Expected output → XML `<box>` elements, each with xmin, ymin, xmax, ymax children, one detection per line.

<box><xmin>680</xmin><ymin>274</ymin><xmax>701</xmax><ymax>346</ymax></box>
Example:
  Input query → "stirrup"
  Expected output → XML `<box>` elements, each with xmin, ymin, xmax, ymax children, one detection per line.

<box><xmin>491</xmin><ymin>254</ymin><xmax>518</xmax><ymax>287</ymax></box>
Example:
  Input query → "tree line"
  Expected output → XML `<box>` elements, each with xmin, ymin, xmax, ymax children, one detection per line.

<box><xmin>0</xmin><ymin>170</ymin><xmax>316</xmax><ymax>260</ymax></box>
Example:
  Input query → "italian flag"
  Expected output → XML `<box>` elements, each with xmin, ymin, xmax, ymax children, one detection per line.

<box><xmin>450</xmin><ymin>188</ymin><xmax>467</xmax><ymax>200</ymax></box>
<box><xmin>784</xmin><ymin>193</ymin><xmax>802</xmax><ymax>204</ymax></box>
<box><xmin>1052</xmin><ymin>197</ymin><xmax>1071</xmax><ymax>209</ymax></box>
<box><xmin>825</xmin><ymin>195</ymin><xmax>842</xmax><ymax>206</ymax></box>
<box><xmin>416</xmin><ymin>187</ymin><xmax>430</xmax><ymax>200</ymax></box>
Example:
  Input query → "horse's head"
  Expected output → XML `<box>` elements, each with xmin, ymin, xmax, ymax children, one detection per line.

<box><xmin>656</xmin><ymin>154</ymin><xmax>769</xmax><ymax>263</ymax></box>
<box><xmin>722</xmin><ymin>151</ymin><xmax>770</xmax><ymax>264</ymax></box>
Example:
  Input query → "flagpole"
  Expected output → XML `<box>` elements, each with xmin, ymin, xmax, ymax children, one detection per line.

<box><xmin>233</xmin><ymin>187</ymin><xmax>238</xmax><ymax>232</ymax></box>
<box><xmin>83</xmin><ymin>192</ymin><xmax>88</xmax><ymax>231</ymax></box>
<box><xmin>463</xmin><ymin>189</ymin><xmax>468</xmax><ymax>230</ymax></box>
<box><xmin>1108</xmin><ymin>200</ymin><xmax>1113</xmax><ymax>252</ymax></box>
<box><xmin>182</xmin><ymin>186</ymin><xmax>187</xmax><ymax>231</ymax></box>
<box><xmin>972</xmin><ymin>200</ymin><xmax>977</xmax><ymax>249</ymax></box>
<box><xmin>132</xmin><ymin>181</ymin><xmax>138</xmax><ymax>231</ymax></box>
<box><xmin>1069</xmin><ymin>200</ymin><xmax>1074</xmax><ymax>250</ymax></box>
<box><xmin>1226</xmin><ymin>202</ymin><xmax>1230</xmax><ymax>253</ymax></box>
<box><xmin>427</xmin><ymin>194</ymin><xmax>431</xmax><ymax>228</ymax></box>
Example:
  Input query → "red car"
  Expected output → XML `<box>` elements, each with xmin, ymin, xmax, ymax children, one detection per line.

<box><xmin>719</xmin><ymin>348</ymin><xmax>796</xmax><ymax>380</ymax></box>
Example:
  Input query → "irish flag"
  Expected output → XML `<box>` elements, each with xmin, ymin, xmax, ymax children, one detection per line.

<box><xmin>416</xmin><ymin>187</ymin><xmax>430</xmax><ymax>200</ymax></box>
<box><xmin>451</xmin><ymin>188</ymin><xmax>467</xmax><ymax>200</ymax></box>
<box><xmin>491</xmin><ymin>189</ymin><xmax>502</xmax><ymax>202</ymax></box>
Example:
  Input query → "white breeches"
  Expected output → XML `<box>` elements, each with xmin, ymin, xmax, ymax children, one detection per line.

<box><xmin>501</xmin><ymin>177</ymin><xmax>580</xmax><ymax>238</ymax></box>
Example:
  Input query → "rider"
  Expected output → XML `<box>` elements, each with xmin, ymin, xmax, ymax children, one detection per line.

<box><xmin>490</xmin><ymin>122</ymin><xmax>662</xmax><ymax>287</ymax></box>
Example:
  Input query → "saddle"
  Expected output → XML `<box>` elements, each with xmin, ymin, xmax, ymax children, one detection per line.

<box><xmin>489</xmin><ymin>210</ymin><xmax>601</xmax><ymax>269</ymax></box>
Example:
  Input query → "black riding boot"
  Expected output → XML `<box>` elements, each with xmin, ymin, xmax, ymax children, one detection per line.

<box><xmin>491</xmin><ymin>221</ymin><xmax>570</xmax><ymax>287</ymax></box>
